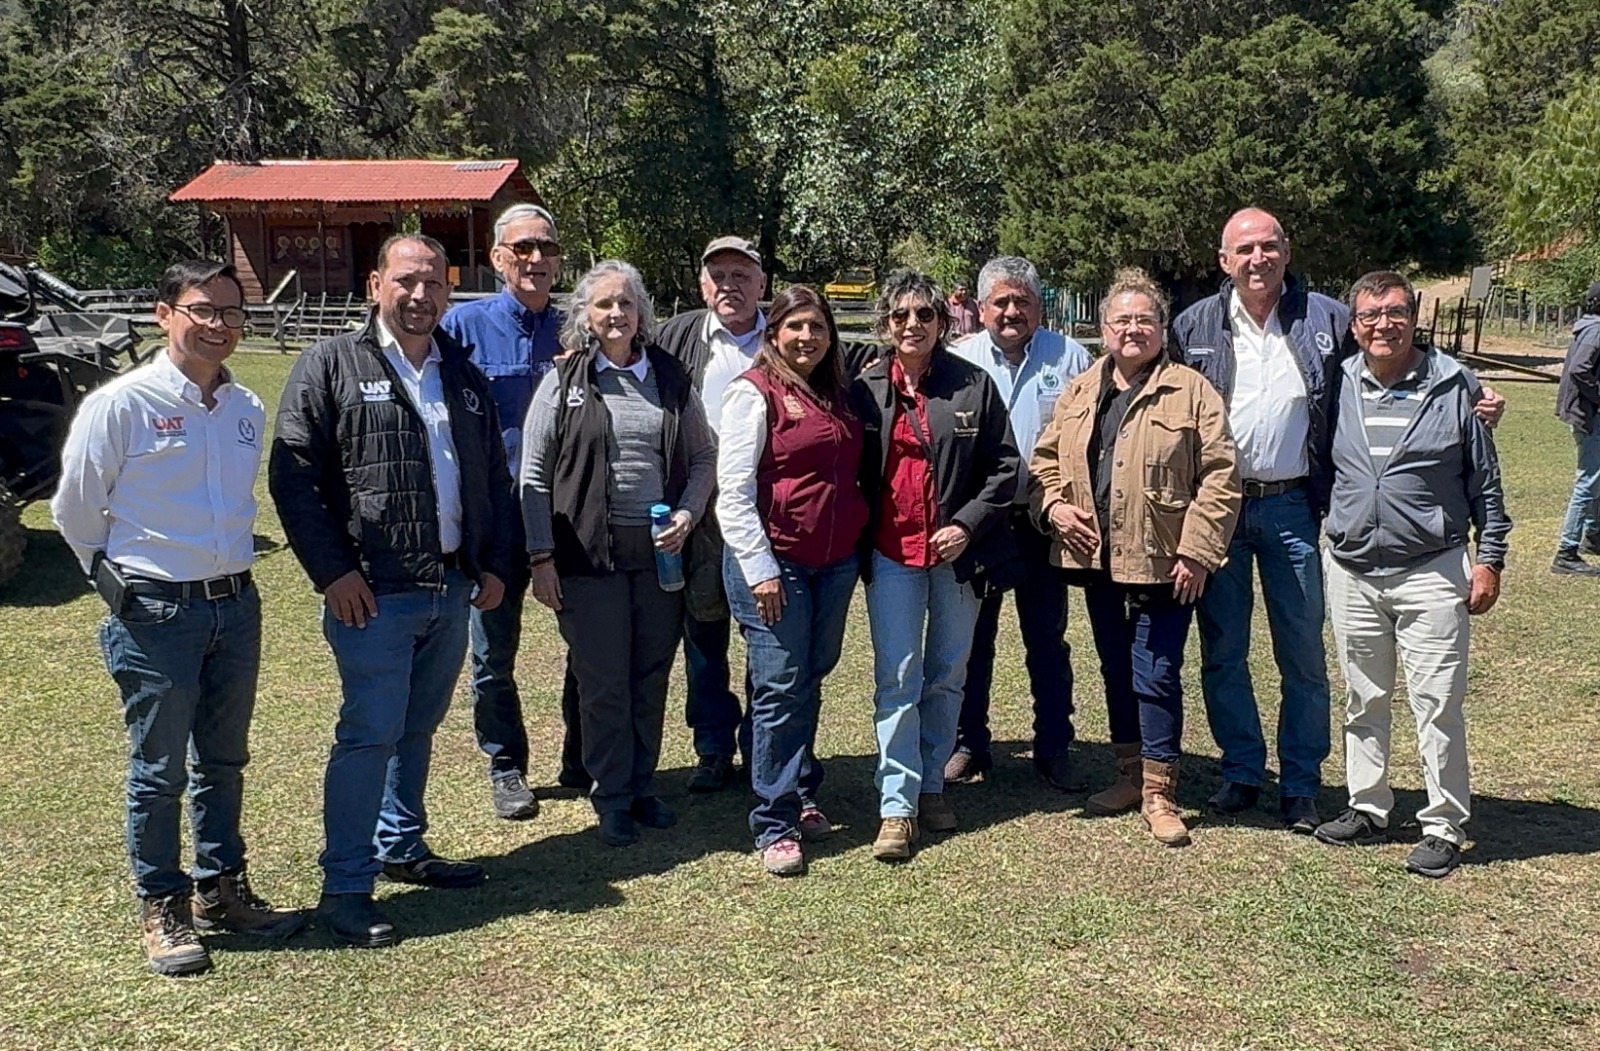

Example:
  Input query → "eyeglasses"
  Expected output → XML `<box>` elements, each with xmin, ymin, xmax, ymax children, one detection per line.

<box><xmin>499</xmin><ymin>238</ymin><xmax>563</xmax><ymax>259</ymax></box>
<box><xmin>1105</xmin><ymin>314</ymin><xmax>1160</xmax><ymax>331</ymax></box>
<box><xmin>1353</xmin><ymin>306</ymin><xmax>1413</xmax><ymax>326</ymax></box>
<box><xmin>172</xmin><ymin>303</ymin><xmax>248</xmax><ymax>329</ymax></box>
<box><xmin>888</xmin><ymin>306</ymin><xmax>938</xmax><ymax>325</ymax></box>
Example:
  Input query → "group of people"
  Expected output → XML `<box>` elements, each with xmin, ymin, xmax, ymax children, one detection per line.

<box><xmin>52</xmin><ymin>202</ymin><xmax>1516</xmax><ymax>980</ymax></box>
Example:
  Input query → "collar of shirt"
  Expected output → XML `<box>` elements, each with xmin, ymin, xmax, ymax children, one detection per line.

<box><xmin>152</xmin><ymin>350</ymin><xmax>235</xmax><ymax>409</ymax></box>
<box><xmin>1359</xmin><ymin>352</ymin><xmax>1429</xmax><ymax>393</ymax></box>
<box><xmin>703</xmin><ymin>309</ymin><xmax>767</xmax><ymax>352</ymax></box>
<box><xmin>1228</xmin><ymin>289</ymin><xmax>1283</xmax><ymax>340</ymax></box>
<box><xmin>496</xmin><ymin>286</ymin><xmax>555</xmax><ymax>330</ymax></box>
<box><xmin>595</xmin><ymin>350</ymin><xmax>651</xmax><ymax>382</ymax></box>
<box><xmin>375</xmin><ymin>317</ymin><xmax>441</xmax><ymax>373</ymax></box>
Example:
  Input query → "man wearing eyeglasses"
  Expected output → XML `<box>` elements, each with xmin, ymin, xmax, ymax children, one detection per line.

<box><xmin>440</xmin><ymin>203</ymin><xmax>586</xmax><ymax>819</ymax></box>
<box><xmin>1312</xmin><ymin>270</ymin><xmax>1509</xmax><ymax>879</ymax></box>
<box><xmin>655</xmin><ymin>235</ymin><xmax>769</xmax><ymax>792</ymax></box>
<box><xmin>53</xmin><ymin>260</ymin><xmax>306</xmax><ymax>976</ymax></box>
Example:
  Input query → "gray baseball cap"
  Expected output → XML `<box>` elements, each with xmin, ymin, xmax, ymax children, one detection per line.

<box><xmin>701</xmin><ymin>236</ymin><xmax>762</xmax><ymax>267</ymax></box>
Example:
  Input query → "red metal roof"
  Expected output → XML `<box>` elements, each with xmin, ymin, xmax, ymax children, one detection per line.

<box><xmin>170</xmin><ymin>159</ymin><xmax>535</xmax><ymax>204</ymax></box>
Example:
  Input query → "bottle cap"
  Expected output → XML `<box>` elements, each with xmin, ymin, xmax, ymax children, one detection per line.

<box><xmin>650</xmin><ymin>503</ymin><xmax>673</xmax><ymax>523</ymax></box>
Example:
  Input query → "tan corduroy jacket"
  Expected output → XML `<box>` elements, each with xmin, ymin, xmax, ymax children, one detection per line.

<box><xmin>1028</xmin><ymin>355</ymin><xmax>1241</xmax><ymax>584</ymax></box>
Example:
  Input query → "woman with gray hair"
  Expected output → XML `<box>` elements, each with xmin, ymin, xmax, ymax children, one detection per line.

<box><xmin>850</xmin><ymin>268</ymin><xmax>1021</xmax><ymax>861</ymax></box>
<box><xmin>519</xmin><ymin>260</ymin><xmax>717</xmax><ymax>847</ymax></box>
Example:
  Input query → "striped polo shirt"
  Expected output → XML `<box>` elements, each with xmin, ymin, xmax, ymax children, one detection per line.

<box><xmin>1357</xmin><ymin>353</ymin><xmax>1430</xmax><ymax>472</ymax></box>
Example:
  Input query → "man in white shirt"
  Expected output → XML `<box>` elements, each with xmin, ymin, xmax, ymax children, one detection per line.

<box><xmin>948</xmin><ymin>256</ymin><xmax>1093</xmax><ymax>790</ymax></box>
<box><xmin>53</xmin><ymin>259</ymin><xmax>304</xmax><ymax>977</ymax></box>
<box><xmin>655</xmin><ymin>236</ymin><xmax>768</xmax><ymax>791</ymax></box>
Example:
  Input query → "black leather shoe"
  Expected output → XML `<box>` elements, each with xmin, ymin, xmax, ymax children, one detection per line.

<box><xmin>556</xmin><ymin>765</ymin><xmax>592</xmax><ymax>791</ymax></box>
<box><xmin>686</xmin><ymin>754</ymin><xmax>736</xmax><ymax>793</ymax></box>
<box><xmin>1551</xmin><ymin>554</ymin><xmax>1600</xmax><ymax>576</ymax></box>
<box><xmin>315</xmin><ymin>893</ymin><xmax>398</xmax><ymax>949</ymax></box>
<box><xmin>379</xmin><ymin>852</ymin><xmax>486</xmax><ymax>889</ymax></box>
<box><xmin>1207</xmin><ymin>780</ymin><xmax>1261</xmax><ymax>815</ymax></box>
<box><xmin>631</xmin><ymin>796</ymin><xmax>678</xmax><ymax>829</ymax></box>
<box><xmin>1033</xmin><ymin>753</ymin><xmax>1087</xmax><ymax>792</ymax></box>
<box><xmin>598</xmin><ymin>811</ymin><xmax>639</xmax><ymax>847</ymax></box>
<box><xmin>1281</xmin><ymin>795</ymin><xmax>1320</xmax><ymax>834</ymax></box>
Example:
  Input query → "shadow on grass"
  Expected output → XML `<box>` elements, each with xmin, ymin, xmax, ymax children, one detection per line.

<box><xmin>0</xmin><ymin>525</ymin><xmax>87</xmax><ymax>607</ymax></box>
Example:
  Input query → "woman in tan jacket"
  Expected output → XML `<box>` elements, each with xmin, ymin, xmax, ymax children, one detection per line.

<box><xmin>1029</xmin><ymin>269</ymin><xmax>1241</xmax><ymax>846</ymax></box>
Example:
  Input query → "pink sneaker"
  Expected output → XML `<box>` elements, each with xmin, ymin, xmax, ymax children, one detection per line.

<box><xmin>798</xmin><ymin>805</ymin><xmax>833</xmax><ymax>840</ymax></box>
<box><xmin>761</xmin><ymin>837</ymin><xmax>805</xmax><ymax>877</ymax></box>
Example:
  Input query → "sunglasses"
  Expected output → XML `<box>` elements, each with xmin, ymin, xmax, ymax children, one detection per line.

<box><xmin>888</xmin><ymin>305</ymin><xmax>938</xmax><ymax>325</ymax></box>
<box><xmin>499</xmin><ymin>238</ymin><xmax>563</xmax><ymax>259</ymax></box>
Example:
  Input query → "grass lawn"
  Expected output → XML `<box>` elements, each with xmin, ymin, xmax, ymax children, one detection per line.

<box><xmin>1</xmin><ymin>351</ymin><xmax>1597</xmax><ymax>1050</ymax></box>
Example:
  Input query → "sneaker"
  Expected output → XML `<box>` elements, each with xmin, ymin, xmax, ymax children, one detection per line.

<box><xmin>1551</xmin><ymin>553</ymin><xmax>1600</xmax><ymax>576</ymax></box>
<box><xmin>379</xmin><ymin>852</ymin><xmax>486</xmax><ymax>889</ymax></box>
<box><xmin>761</xmin><ymin>837</ymin><xmax>806</xmax><ymax>877</ymax></box>
<box><xmin>919</xmin><ymin>792</ymin><xmax>958</xmax><ymax>833</ymax></box>
<box><xmin>872</xmin><ymin>817</ymin><xmax>918</xmax><ymax>861</ymax></box>
<box><xmin>1206</xmin><ymin>780</ymin><xmax>1261</xmax><ymax>815</ymax></box>
<box><xmin>140</xmin><ymin>893</ymin><xmax>212</xmax><ymax>976</ymax></box>
<box><xmin>630</xmin><ymin>795</ymin><xmax>678</xmax><ymax>829</ymax></box>
<box><xmin>687</xmin><ymin>754</ymin><xmax>736</xmax><ymax>793</ymax></box>
<box><xmin>798</xmin><ymin>804</ymin><xmax>833</xmax><ymax>840</ymax></box>
<box><xmin>1313</xmin><ymin>808</ymin><xmax>1388</xmax><ymax>846</ymax></box>
<box><xmin>490</xmin><ymin>770</ymin><xmax>540</xmax><ymax>820</ymax></box>
<box><xmin>943</xmin><ymin>747</ymin><xmax>991</xmax><ymax>784</ymax></box>
<box><xmin>1405</xmin><ymin>835</ymin><xmax>1462</xmax><ymax>879</ymax></box>
<box><xmin>192</xmin><ymin>868</ymin><xmax>308</xmax><ymax>938</ymax></box>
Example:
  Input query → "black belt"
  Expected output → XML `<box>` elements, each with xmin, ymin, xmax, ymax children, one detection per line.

<box><xmin>441</xmin><ymin>550</ymin><xmax>461</xmax><ymax>571</ymax></box>
<box><xmin>1242</xmin><ymin>477</ymin><xmax>1306</xmax><ymax>498</ymax></box>
<box><xmin>125</xmin><ymin>570</ymin><xmax>253</xmax><ymax>602</ymax></box>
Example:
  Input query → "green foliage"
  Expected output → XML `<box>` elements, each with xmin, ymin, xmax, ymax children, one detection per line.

<box><xmin>31</xmin><ymin>230</ymin><xmax>168</xmax><ymax>289</ymax></box>
<box><xmin>1507</xmin><ymin>239</ymin><xmax>1600</xmax><ymax>304</ymax></box>
<box><xmin>1503</xmin><ymin>74</ymin><xmax>1600</xmax><ymax>252</ymax></box>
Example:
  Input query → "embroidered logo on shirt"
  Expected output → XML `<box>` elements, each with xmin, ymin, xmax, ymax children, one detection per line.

<box><xmin>1188</xmin><ymin>346</ymin><xmax>1215</xmax><ymax>357</ymax></box>
<box><xmin>237</xmin><ymin>419</ymin><xmax>257</xmax><ymax>446</ymax></box>
<box><xmin>782</xmin><ymin>393</ymin><xmax>807</xmax><ymax>419</ymax></box>
<box><xmin>565</xmin><ymin>386</ymin><xmax>586</xmax><ymax>408</ymax></box>
<box><xmin>953</xmin><ymin>409</ymin><xmax>978</xmax><ymax>436</ymax></box>
<box><xmin>462</xmin><ymin>388</ymin><xmax>484</xmax><ymax>415</ymax></box>
<box><xmin>1315</xmin><ymin>331</ymin><xmax>1334</xmax><ymax>353</ymax></box>
<box><xmin>152</xmin><ymin>415</ymin><xmax>187</xmax><ymax>438</ymax></box>
<box><xmin>1040</xmin><ymin>372</ymin><xmax>1061</xmax><ymax>390</ymax></box>
<box><xmin>360</xmin><ymin>380</ymin><xmax>393</xmax><ymax>402</ymax></box>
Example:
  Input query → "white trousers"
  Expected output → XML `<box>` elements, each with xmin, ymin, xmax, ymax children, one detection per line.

<box><xmin>1324</xmin><ymin>547</ymin><xmax>1472</xmax><ymax>845</ymax></box>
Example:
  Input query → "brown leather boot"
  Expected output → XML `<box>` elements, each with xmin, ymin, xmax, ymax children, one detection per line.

<box><xmin>193</xmin><ymin>869</ymin><xmax>309</xmax><ymax>938</ymax></box>
<box><xmin>140</xmin><ymin>893</ymin><xmax>212</xmax><ymax>976</ymax></box>
<box><xmin>1141</xmin><ymin>759</ymin><xmax>1191</xmax><ymax>847</ymax></box>
<box><xmin>872</xmin><ymin>817</ymin><xmax>918</xmax><ymax>861</ymax></box>
<box><xmin>1084</xmin><ymin>743</ymin><xmax>1143</xmax><ymax>815</ymax></box>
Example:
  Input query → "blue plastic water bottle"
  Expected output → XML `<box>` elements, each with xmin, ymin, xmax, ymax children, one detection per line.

<box><xmin>650</xmin><ymin>503</ymin><xmax>686</xmax><ymax>592</ymax></box>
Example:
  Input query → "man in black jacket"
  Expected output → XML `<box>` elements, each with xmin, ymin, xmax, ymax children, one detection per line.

<box><xmin>269</xmin><ymin>234</ymin><xmax>516</xmax><ymax>949</ymax></box>
<box><xmin>1553</xmin><ymin>280</ymin><xmax>1600</xmax><ymax>575</ymax></box>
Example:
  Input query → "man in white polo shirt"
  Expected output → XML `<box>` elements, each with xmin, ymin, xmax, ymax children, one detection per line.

<box><xmin>53</xmin><ymin>259</ymin><xmax>305</xmax><ymax>977</ymax></box>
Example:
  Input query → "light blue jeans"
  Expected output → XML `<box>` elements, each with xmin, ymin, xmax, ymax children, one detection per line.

<box><xmin>864</xmin><ymin>551</ymin><xmax>981</xmax><ymax>818</ymax></box>
<box><xmin>1557</xmin><ymin>424</ymin><xmax>1600</xmax><ymax>557</ymax></box>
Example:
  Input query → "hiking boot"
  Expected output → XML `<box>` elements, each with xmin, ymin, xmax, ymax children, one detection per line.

<box><xmin>1034</xmin><ymin>752</ymin><xmax>1086</xmax><ymax>792</ymax></box>
<box><xmin>379</xmin><ymin>852</ymin><xmax>486</xmax><ymax>889</ymax></box>
<box><xmin>490</xmin><ymin>770</ymin><xmax>539</xmax><ymax>820</ymax></box>
<box><xmin>798</xmin><ymin>804</ymin><xmax>833</xmax><ymax>840</ymax></box>
<box><xmin>1140</xmin><ymin>759</ymin><xmax>1191</xmax><ymax>847</ymax></box>
<box><xmin>872</xmin><ymin>817</ymin><xmax>918</xmax><ymax>861</ymax></box>
<box><xmin>761</xmin><ymin>837</ymin><xmax>806</xmax><ymax>877</ymax></box>
<box><xmin>1551</xmin><ymin>553</ymin><xmax>1600</xmax><ymax>576</ymax></box>
<box><xmin>1084</xmin><ymin>743</ymin><xmax>1143</xmax><ymax>815</ymax></box>
<box><xmin>1405</xmin><ymin>835</ymin><xmax>1462</xmax><ymax>879</ymax></box>
<box><xmin>943</xmin><ymin>747</ymin><xmax>991</xmax><ymax>784</ymax></box>
<box><xmin>1281</xmin><ymin>796</ymin><xmax>1320</xmax><ymax>836</ymax></box>
<box><xmin>1207</xmin><ymin>780</ymin><xmax>1261</xmax><ymax>815</ymax></box>
<box><xmin>315</xmin><ymin>892</ymin><xmax>398</xmax><ymax>949</ymax></box>
<box><xmin>1313</xmin><ymin>808</ymin><xmax>1388</xmax><ymax>846</ymax></box>
<box><xmin>140</xmin><ymin>893</ymin><xmax>212</xmax><ymax>976</ymax></box>
<box><xmin>687</xmin><ymin>754</ymin><xmax>737</xmax><ymax>793</ymax></box>
<box><xmin>630</xmin><ymin>795</ymin><xmax>678</xmax><ymax>829</ymax></box>
<box><xmin>193</xmin><ymin>868</ymin><xmax>308</xmax><ymax>938</ymax></box>
<box><xmin>919</xmin><ymin>792</ymin><xmax>958</xmax><ymax>833</ymax></box>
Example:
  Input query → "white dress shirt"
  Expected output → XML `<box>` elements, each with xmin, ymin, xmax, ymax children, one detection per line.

<box><xmin>51</xmin><ymin>351</ymin><xmax>264</xmax><ymax>580</ymax></box>
<box><xmin>698</xmin><ymin>310</ymin><xmax>767</xmax><ymax>434</ymax></box>
<box><xmin>377</xmin><ymin>320</ymin><xmax>463</xmax><ymax>553</ymax></box>
<box><xmin>716</xmin><ymin>377</ymin><xmax>779</xmax><ymax>586</ymax></box>
<box><xmin>1228</xmin><ymin>291</ymin><xmax>1310</xmax><ymax>482</ymax></box>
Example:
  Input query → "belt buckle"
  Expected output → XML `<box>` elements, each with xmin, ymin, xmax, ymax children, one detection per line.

<box><xmin>201</xmin><ymin>576</ymin><xmax>233</xmax><ymax>601</ymax></box>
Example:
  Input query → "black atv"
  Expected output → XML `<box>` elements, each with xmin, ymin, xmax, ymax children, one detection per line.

<box><xmin>0</xmin><ymin>261</ymin><xmax>142</xmax><ymax>588</ymax></box>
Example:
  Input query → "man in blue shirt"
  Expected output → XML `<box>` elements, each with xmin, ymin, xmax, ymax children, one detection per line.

<box><xmin>948</xmin><ymin>256</ymin><xmax>1093</xmax><ymax>790</ymax></box>
<box><xmin>440</xmin><ymin>203</ymin><xmax>581</xmax><ymax>819</ymax></box>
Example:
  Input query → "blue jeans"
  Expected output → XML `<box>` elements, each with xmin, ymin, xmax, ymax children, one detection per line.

<box><xmin>1083</xmin><ymin>578</ymin><xmax>1191</xmax><ymax>762</ymax></box>
<box><xmin>959</xmin><ymin>508</ymin><xmax>1075</xmax><ymax>758</ymax></box>
<box><xmin>725</xmin><ymin>551</ymin><xmax>857</xmax><ymax>849</ymax></box>
<box><xmin>320</xmin><ymin>572</ymin><xmax>472</xmax><ymax>895</ymax></box>
<box><xmin>864</xmin><ymin>552</ymin><xmax>981</xmax><ymax>817</ymax></box>
<box><xmin>99</xmin><ymin>584</ymin><xmax>261</xmax><ymax>899</ymax></box>
<box><xmin>1197</xmin><ymin>488</ymin><xmax>1331</xmax><ymax>797</ymax></box>
<box><xmin>469</xmin><ymin>570</ymin><xmax>530</xmax><ymax>776</ymax></box>
<box><xmin>1557</xmin><ymin>424</ymin><xmax>1600</xmax><ymax>556</ymax></box>
<box><xmin>683</xmin><ymin>611</ymin><xmax>752</xmax><ymax>761</ymax></box>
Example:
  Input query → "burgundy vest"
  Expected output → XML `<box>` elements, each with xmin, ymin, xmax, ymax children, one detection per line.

<box><xmin>744</xmin><ymin>368</ymin><xmax>870</xmax><ymax>568</ymax></box>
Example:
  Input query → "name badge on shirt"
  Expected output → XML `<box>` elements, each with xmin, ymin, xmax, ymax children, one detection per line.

<box><xmin>360</xmin><ymin>380</ymin><xmax>393</xmax><ymax>402</ymax></box>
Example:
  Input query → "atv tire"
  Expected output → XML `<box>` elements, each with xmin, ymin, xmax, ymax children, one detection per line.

<box><xmin>0</xmin><ymin>480</ymin><xmax>25</xmax><ymax>590</ymax></box>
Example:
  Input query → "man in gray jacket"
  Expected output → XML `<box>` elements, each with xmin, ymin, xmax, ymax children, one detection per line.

<box><xmin>1552</xmin><ymin>279</ymin><xmax>1600</xmax><ymax>575</ymax></box>
<box><xmin>1312</xmin><ymin>270</ymin><xmax>1510</xmax><ymax>880</ymax></box>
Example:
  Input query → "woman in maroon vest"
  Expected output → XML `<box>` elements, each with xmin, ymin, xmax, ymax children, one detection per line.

<box><xmin>716</xmin><ymin>285</ymin><xmax>870</xmax><ymax>876</ymax></box>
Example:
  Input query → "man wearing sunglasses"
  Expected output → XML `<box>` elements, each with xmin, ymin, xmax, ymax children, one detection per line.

<box><xmin>53</xmin><ymin>260</ymin><xmax>306</xmax><ymax>976</ymax></box>
<box><xmin>440</xmin><ymin>203</ymin><xmax>586</xmax><ymax>819</ymax></box>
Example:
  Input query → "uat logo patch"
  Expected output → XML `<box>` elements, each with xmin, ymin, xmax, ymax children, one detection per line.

<box><xmin>152</xmin><ymin>415</ymin><xmax>186</xmax><ymax>438</ymax></box>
